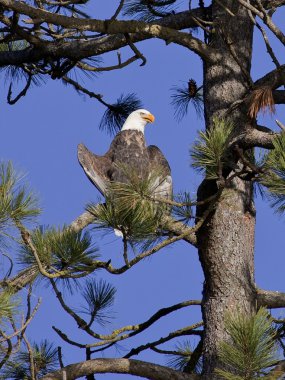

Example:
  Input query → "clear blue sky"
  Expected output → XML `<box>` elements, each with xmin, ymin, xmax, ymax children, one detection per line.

<box><xmin>1</xmin><ymin>2</ymin><xmax>285</xmax><ymax>378</ymax></box>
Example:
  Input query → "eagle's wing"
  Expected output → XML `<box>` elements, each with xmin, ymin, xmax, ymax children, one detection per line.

<box><xmin>78</xmin><ymin>143</ymin><xmax>111</xmax><ymax>196</ymax></box>
<box><xmin>147</xmin><ymin>145</ymin><xmax>172</xmax><ymax>200</ymax></box>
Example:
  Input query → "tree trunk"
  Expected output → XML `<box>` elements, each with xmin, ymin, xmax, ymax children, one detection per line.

<box><xmin>197</xmin><ymin>2</ymin><xmax>256</xmax><ymax>377</ymax></box>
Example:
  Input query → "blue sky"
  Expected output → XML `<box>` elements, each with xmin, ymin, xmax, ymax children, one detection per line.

<box><xmin>1</xmin><ymin>1</ymin><xmax>285</xmax><ymax>379</ymax></box>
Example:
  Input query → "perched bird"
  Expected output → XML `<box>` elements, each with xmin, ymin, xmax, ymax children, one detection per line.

<box><xmin>78</xmin><ymin>109</ymin><xmax>172</xmax><ymax>202</ymax></box>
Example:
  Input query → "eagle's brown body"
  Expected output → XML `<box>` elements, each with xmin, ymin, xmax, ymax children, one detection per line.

<box><xmin>78</xmin><ymin>129</ymin><xmax>172</xmax><ymax>199</ymax></box>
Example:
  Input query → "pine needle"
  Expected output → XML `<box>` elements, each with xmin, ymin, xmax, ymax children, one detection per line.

<box><xmin>87</xmin><ymin>166</ymin><xmax>168</xmax><ymax>241</ymax></box>
<box><xmin>248</xmin><ymin>86</ymin><xmax>275</xmax><ymax>119</ymax></box>
<box><xmin>216</xmin><ymin>308</ymin><xmax>279</xmax><ymax>379</ymax></box>
<box><xmin>190</xmin><ymin>118</ymin><xmax>234</xmax><ymax>179</ymax></box>
<box><xmin>123</xmin><ymin>0</ymin><xmax>177</xmax><ymax>22</ymax></box>
<box><xmin>99</xmin><ymin>93</ymin><xmax>143</xmax><ymax>135</ymax></box>
<box><xmin>260</xmin><ymin>133</ymin><xmax>285</xmax><ymax>213</ymax></box>
<box><xmin>171</xmin><ymin>80</ymin><xmax>203</xmax><ymax>121</ymax></box>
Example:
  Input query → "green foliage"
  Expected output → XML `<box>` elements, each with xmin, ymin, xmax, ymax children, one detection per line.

<box><xmin>172</xmin><ymin>192</ymin><xmax>193</xmax><ymax>224</ymax></box>
<box><xmin>81</xmin><ymin>279</ymin><xmax>116</xmax><ymax>326</ymax></box>
<box><xmin>1</xmin><ymin>340</ymin><xmax>59</xmax><ymax>379</ymax></box>
<box><xmin>190</xmin><ymin>118</ymin><xmax>234</xmax><ymax>180</ymax></box>
<box><xmin>166</xmin><ymin>340</ymin><xmax>202</xmax><ymax>373</ymax></box>
<box><xmin>216</xmin><ymin>308</ymin><xmax>278</xmax><ymax>380</ymax></box>
<box><xmin>0</xmin><ymin>162</ymin><xmax>40</xmax><ymax>241</ymax></box>
<box><xmin>18</xmin><ymin>226</ymin><xmax>99</xmax><ymax>274</ymax></box>
<box><xmin>123</xmin><ymin>0</ymin><xmax>177</xmax><ymax>22</ymax></box>
<box><xmin>0</xmin><ymin>291</ymin><xmax>18</xmax><ymax>321</ymax></box>
<box><xmin>171</xmin><ymin>81</ymin><xmax>203</xmax><ymax>121</ymax></box>
<box><xmin>260</xmin><ymin>133</ymin><xmax>285</xmax><ymax>213</ymax></box>
<box><xmin>99</xmin><ymin>93</ymin><xmax>143</xmax><ymax>135</ymax></box>
<box><xmin>87</xmin><ymin>166</ymin><xmax>167</xmax><ymax>241</ymax></box>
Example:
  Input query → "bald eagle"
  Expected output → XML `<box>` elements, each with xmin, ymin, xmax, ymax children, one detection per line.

<box><xmin>78</xmin><ymin>109</ymin><xmax>172</xmax><ymax>221</ymax></box>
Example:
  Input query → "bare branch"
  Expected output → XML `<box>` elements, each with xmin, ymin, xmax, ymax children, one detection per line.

<box><xmin>41</xmin><ymin>358</ymin><xmax>200</xmax><ymax>380</ymax></box>
<box><xmin>234</xmin><ymin>126</ymin><xmax>276</xmax><ymax>149</ymax></box>
<box><xmin>7</xmin><ymin>74</ymin><xmax>32</xmax><ymax>105</ymax></box>
<box><xmin>23</xmin><ymin>334</ymin><xmax>36</xmax><ymax>380</ymax></box>
<box><xmin>124</xmin><ymin>321</ymin><xmax>203</xmax><ymax>358</ymax></box>
<box><xmin>0</xmin><ymin>3</ymin><xmax>214</xmax><ymax>64</ymax></box>
<box><xmin>273</xmin><ymin>89</ymin><xmax>285</xmax><ymax>104</ymax></box>
<box><xmin>257</xmin><ymin>288</ymin><xmax>285</xmax><ymax>308</ymax></box>
<box><xmin>52</xmin><ymin>296</ymin><xmax>200</xmax><ymax>349</ymax></box>
<box><xmin>238</xmin><ymin>0</ymin><xmax>285</xmax><ymax>45</ymax></box>
<box><xmin>62</xmin><ymin>76</ymin><xmax>111</xmax><ymax>107</ymax></box>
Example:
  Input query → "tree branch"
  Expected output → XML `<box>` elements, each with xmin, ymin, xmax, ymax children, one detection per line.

<box><xmin>41</xmin><ymin>358</ymin><xmax>200</xmax><ymax>380</ymax></box>
<box><xmin>52</xmin><ymin>298</ymin><xmax>201</xmax><ymax>349</ymax></box>
<box><xmin>273</xmin><ymin>89</ymin><xmax>285</xmax><ymax>103</ymax></box>
<box><xmin>124</xmin><ymin>322</ymin><xmax>203</xmax><ymax>358</ymax></box>
<box><xmin>235</xmin><ymin>127</ymin><xmax>276</xmax><ymax>149</ymax></box>
<box><xmin>0</xmin><ymin>4</ymin><xmax>215</xmax><ymax>66</ymax></box>
<box><xmin>257</xmin><ymin>288</ymin><xmax>285</xmax><ymax>308</ymax></box>
<box><xmin>254</xmin><ymin>64</ymin><xmax>285</xmax><ymax>89</ymax></box>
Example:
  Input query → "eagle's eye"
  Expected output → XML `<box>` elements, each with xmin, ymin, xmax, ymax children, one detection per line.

<box><xmin>140</xmin><ymin>112</ymin><xmax>146</xmax><ymax>116</ymax></box>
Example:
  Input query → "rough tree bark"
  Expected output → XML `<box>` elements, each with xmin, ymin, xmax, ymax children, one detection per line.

<box><xmin>197</xmin><ymin>2</ymin><xmax>256</xmax><ymax>377</ymax></box>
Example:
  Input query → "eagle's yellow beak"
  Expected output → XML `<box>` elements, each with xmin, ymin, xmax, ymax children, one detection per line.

<box><xmin>143</xmin><ymin>113</ymin><xmax>155</xmax><ymax>123</ymax></box>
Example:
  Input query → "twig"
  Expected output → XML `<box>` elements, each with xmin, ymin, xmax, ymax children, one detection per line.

<box><xmin>62</xmin><ymin>76</ymin><xmax>111</xmax><ymax>108</ymax></box>
<box><xmin>77</xmin><ymin>55</ymin><xmax>138</xmax><ymax>72</ymax></box>
<box><xmin>57</xmin><ymin>346</ymin><xmax>64</xmax><ymax>368</ymax></box>
<box><xmin>0</xmin><ymin>296</ymin><xmax>41</xmax><ymax>343</ymax></box>
<box><xmin>110</xmin><ymin>0</ymin><xmax>125</xmax><ymax>20</ymax></box>
<box><xmin>124</xmin><ymin>33</ymin><xmax>147</xmax><ymax>66</ymax></box>
<box><xmin>23</xmin><ymin>334</ymin><xmax>36</xmax><ymax>380</ymax></box>
<box><xmin>7</xmin><ymin>75</ymin><xmax>32</xmax><ymax>105</ymax></box>
<box><xmin>123</xmin><ymin>234</ymin><xmax>130</xmax><ymax>267</ymax></box>
<box><xmin>275</xmin><ymin>119</ymin><xmax>285</xmax><ymax>132</ymax></box>
<box><xmin>53</xmin><ymin>299</ymin><xmax>201</xmax><ymax>349</ymax></box>
<box><xmin>124</xmin><ymin>321</ymin><xmax>203</xmax><ymax>358</ymax></box>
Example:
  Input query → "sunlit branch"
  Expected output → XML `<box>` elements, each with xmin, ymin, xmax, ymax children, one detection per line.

<box><xmin>23</xmin><ymin>333</ymin><xmax>36</xmax><ymax>380</ymax></box>
<box><xmin>16</xmin><ymin>221</ymin><xmax>98</xmax><ymax>279</ymax></box>
<box><xmin>0</xmin><ymin>0</ymin><xmax>214</xmax><ymax>60</ymax></box>
<box><xmin>52</xmin><ymin>297</ymin><xmax>200</xmax><ymax>348</ymax></box>
<box><xmin>247</xmin><ymin>7</ymin><xmax>281</xmax><ymax>70</ymax></box>
<box><xmin>238</xmin><ymin>0</ymin><xmax>285</xmax><ymax>45</ymax></box>
<box><xmin>257</xmin><ymin>288</ymin><xmax>285</xmax><ymax>308</ymax></box>
<box><xmin>0</xmin><ymin>333</ymin><xmax>12</xmax><ymax>369</ymax></box>
<box><xmin>77</xmin><ymin>54</ymin><xmax>138</xmax><ymax>72</ymax></box>
<box><xmin>41</xmin><ymin>358</ymin><xmax>200</xmax><ymax>380</ymax></box>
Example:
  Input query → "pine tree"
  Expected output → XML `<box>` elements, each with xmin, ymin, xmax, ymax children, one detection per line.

<box><xmin>1</xmin><ymin>1</ymin><xmax>285</xmax><ymax>379</ymax></box>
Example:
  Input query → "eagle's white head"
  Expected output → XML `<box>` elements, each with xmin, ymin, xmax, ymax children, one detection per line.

<box><xmin>121</xmin><ymin>109</ymin><xmax>155</xmax><ymax>133</ymax></box>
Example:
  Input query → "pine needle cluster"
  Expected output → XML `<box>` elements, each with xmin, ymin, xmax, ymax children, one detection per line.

<box><xmin>80</xmin><ymin>279</ymin><xmax>116</xmax><ymax>326</ymax></box>
<box><xmin>18</xmin><ymin>226</ymin><xmax>99</xmax><ymax>274</ymax></box>
<box><xmin>99</xmin><ymin>93</ymin><xmax>143</xmax><ymax>135</ymax></box>
<box><xmin>123</xmin><ymin>0</ymin><xmax>177</xmax><ymax>22</ymax></box>
<box><xmin>0</xmin><ymin>290</ymin><xmax>19</xmax><ymax>321</ymax></box>
<box><xmin>260</xmin><ymin>133</ymin><xmax>285</xmax><ymax>213</ymax></box>
<box><xmin>248</xmin><ymin>86</ymin><xmax>275</xmax><ymax>119</ymax></box>
<box><xmin>0</xmin><ymin>340</ymin><xmax>59</xmax><ymax>379</ymax></box>
<box><xmin>0</xmin><ymin>162</ymin><xmax>40</xmax><ymax>243</ymax></box>
<box><xmin>172</xmin><ymin>192</ymin><xmax>193</xmax><ymax>224</ymax></box>
<box><xmin>166</xmin><ymin>340</ymin><xmax>202</xmax><ymax>373</ymax></box>
<box><xmin>171</xmin><ymin>79</ymin><xmax>203</xmax><ymax>121</ymax></box>
<box><xmin>190</xmin><ymin>118</ymin><xmax>234</xmax><ymax>179</ymax></box>
<box><xmin>87</xmin><ymin>166</ymin><xmax>168</xmax><ymax>241</ymax></box>
<box><xmin>216</xmin><ymin>308</ymin><xmax>279</xmax><ymax>380</ymax></box>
